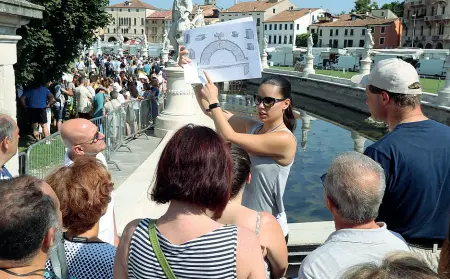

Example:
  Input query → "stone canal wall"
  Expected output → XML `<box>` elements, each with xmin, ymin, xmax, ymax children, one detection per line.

<box><xmin>246</xmin><ymin>68</ymin><xmax>450</xmax><ymax>126</ymax></box>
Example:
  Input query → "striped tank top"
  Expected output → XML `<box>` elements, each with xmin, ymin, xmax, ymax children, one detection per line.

<box><xmin>128</xmin><ymin>218</ymin><xmax>238</xmax><ymax>279</ymax></box>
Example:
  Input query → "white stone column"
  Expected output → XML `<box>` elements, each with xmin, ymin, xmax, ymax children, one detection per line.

<box><xmin>161</xmin><ymin>50</ymin><xmax>169</xmax><ymax>65</ymax></box>
<box><xmin>359</xmin><ymin>57</ymin><xmax>371</xmax><ymax>75</ymax></box>
<box><xmin>142</xmin><ymin>46</ymin><xmax>148</xmax><ymax>58</ymax></box>
<box><xmin>261</xmin><ymin>52</ymin><xmax>269</xmax><ymax>69</ymax></box>
<box><xmin>155</xmin><ymin>65</ymin><xmax>213</xmax><ymax>138</ymax></box>
<box><xmin>438</xmin><ymin>55</ymin><xmax>450</xmax><ymax>106</ymax></box>
<box><xmin>351</xmin><ymin>131</ymin><xmax>367</xmax><ymax>153</ymax></box>
<box><xmin>303</xmin><ymin>54</ymin><xmax>315</xmax><ymax>75</ymax></box>
<box><xmin>0</xmin><ymin>0</ymin><xmax>44</xmax><ymax>175</ymax></box>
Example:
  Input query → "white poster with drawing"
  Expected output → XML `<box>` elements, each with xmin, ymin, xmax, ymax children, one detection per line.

<box><xmin>183</xmin><ymin>17</ymin><xmax>262</xmax><ymax>84</ymax></box>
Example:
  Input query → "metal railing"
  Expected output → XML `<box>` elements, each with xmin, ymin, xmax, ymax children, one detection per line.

<box><xmin>20</xmin><ymin>98</ymin><xmax>158</xmax><ymax>178</ymax></box>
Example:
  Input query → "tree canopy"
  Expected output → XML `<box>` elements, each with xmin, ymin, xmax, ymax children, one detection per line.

<box><xmin>351</xmin><ymin>0</ymin><xmax>379</xmax><ymax>14</ymax></box>
<box><xmin>381</xmin><ymin>1</ymin><xmax>405</xmax><ymax>17</ymax></box>
<box><xmin>296</xmin><ymin>33</ymin><xmax>318</xmax><ymax>48</ymax></box>
<box><xmin>15</xmin><ymin>0</ymin><xmax>111</xmax><ymax>86</ymax></box>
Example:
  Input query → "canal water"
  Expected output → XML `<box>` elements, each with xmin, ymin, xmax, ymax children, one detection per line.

<box><xmin>222</xmin><ymin>93</ymin><xmax>388</xmax><ymax>224</ymax></box>
<box><xmin>285</xmin><ymin>117</ymin><xmax>374</xmax><ymax>223</ymax></box>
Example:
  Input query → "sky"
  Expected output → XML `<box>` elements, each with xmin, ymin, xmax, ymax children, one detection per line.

<box><xmin>109</xmin><ymin>0</ymin><xmax>395</xmax><ymax>15</ymax></box>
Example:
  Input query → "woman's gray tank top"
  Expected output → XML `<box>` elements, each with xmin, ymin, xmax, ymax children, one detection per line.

<box><xmin>242</xmin><ymin>123</ymin><xmax>294</xmax><ymax>234</ymax></box>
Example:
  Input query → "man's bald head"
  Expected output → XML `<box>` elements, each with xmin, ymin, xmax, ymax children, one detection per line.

<box><xmin>60</xmin><ymin>119</ymin><xmax>105</xmax><ymax>156</ymax></box>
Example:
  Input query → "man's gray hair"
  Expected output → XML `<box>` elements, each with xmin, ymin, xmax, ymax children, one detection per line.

<box><xmin>0</xmin><ymin>114</ymin><xmax>16</xmax><ymax>142</ymax></box>
<box><xmin>110</xmin><ymin>90</ymin><xmax>118</xmax><ymax>100</ymax></box>
<box><xmin>324</xmin><ymin>151</ymin><xmax>386</xmax><ymax>224</ymax></box>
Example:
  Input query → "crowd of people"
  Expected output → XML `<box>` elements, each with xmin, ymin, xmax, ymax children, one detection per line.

<box><xmin>17</xmin><ymin>54</ymin><xmax>167</xmax><ymax>141</ymax></box>
<box><xmin>0</xmin><ymin>51</ymin><xmax>449</xmax><ymax>279</ymax></box>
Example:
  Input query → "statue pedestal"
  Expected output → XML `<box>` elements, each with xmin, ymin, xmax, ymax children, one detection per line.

<box><xmin>261</xmin><ymin>52</ymin><xmax>269</xmax><ymax>69</ymax></box>
<box><xmin>161</xmin><ymin>50</ymin><xmax>169</xmax><ymax>65</ymax></box>
<box><xmin>302</xmin><ymin>54</ymin><xmax>315</xmax><ymax>75</ymax></box>
<box><xmin>360</xmin><ymin>57</ymin><xmax>372</xmax><ymax>75</ymax></box>
<box><xmin>142</xmin><ymin>48</ymin><xmax>148</xmax><ymax>58</ymax></box>
<box><xmin>118</xmin><ymin>47</ymin><xmax>123</xmax><ymax>57</ymax></box>
<box><xmin>89</xmin><ymin>46</ymin><xmax>94</xmax><ymax>56</ymax></box>
<box><xmin>351</xmin><ymin>131</ymin><xmax>367</xmax><ymax>153</ymax></box>
<box><xmin>300</xmin><ymin>111</ymin><xmax>311</xmax><ymax>151</ymax></box>
<box><xmin>438</xmin><ymin>57</ymin><xmax>450</xmax><ymax>106</ymax></box>
<box><xmin>155</xmin><ymin>65</ymin><xmax>213</xmax><ymax>138</ymax></box>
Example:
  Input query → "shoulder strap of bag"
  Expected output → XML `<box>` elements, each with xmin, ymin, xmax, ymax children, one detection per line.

<box><xmin>148</xmin><ymin>220</ymin><xmax>177</xmax><ymax>279</ymax></box>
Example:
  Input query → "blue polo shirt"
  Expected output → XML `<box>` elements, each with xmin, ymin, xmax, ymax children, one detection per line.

<box><xmin>23</xmin><ymin>86</ymin><xmax>50</xmax><ymax>109</ymax></box>
<box><xmin>0</xmin><ymin>166</ymin><xmax>12</xmax><ymax>180</ymax></box>
<box><xmin>364</xmin><ymin>120</ymin><xmax>450</xmax><ymax>240</ymax></box>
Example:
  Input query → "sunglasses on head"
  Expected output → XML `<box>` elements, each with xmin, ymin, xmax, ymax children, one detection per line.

<box><xmin>320</xmin><ymin>173</ymin><xmax>327</xmax><ymax>186</ymax></box>
<box><xmin>254</xmin><ymin>95</ymin><xmax>286</xmax><ymax>107</ymax></box>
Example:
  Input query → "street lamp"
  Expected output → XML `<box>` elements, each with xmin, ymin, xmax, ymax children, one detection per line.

<box><xmin>412</xmin><ymin>14</ymin><xmax>416</xmax><ymax>48</ymax></box>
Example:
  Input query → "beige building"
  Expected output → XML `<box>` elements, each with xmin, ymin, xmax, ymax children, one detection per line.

<box><xmin>402</xmin><ymin>0</ymin><xmax>450</xmax><ymax>49</ymax></box>
<box><xmin>146</xmin><ymin>1</ymin><xmax>221</xmax><ymax>44</ymax></box>
<box><xmin>104</xmin><ymin>0</ymin><xmax>157</xmax><ymax>43</ymax></box>
<box><xmin>220</xmin><ymin>0</ymin><xmax>297</xmax><ymax>51</ymax></box>
<box><xmin>147</xmin><ymin>10</ymin><xmax>172</xmax><ymax>43</ymax></box>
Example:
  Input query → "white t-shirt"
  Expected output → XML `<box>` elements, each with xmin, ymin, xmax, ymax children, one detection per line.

<box><xmin>64</xmin><ymin>152</ymin><xmax>116</xmax><ymax>246</ymax></box>
<box><xmin>299</xmin><ymin>222</ymin><xmax>409</xmax><ymax>279</ymax></box>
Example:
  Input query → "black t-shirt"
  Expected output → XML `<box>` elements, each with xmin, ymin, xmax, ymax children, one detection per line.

<box><xmin>365</xmin><ymin>120</ymin><xmax>450</xmax><ymax>240</ymax></box>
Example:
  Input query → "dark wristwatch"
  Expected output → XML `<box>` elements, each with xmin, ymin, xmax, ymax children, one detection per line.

<box><xmin>206</xmin><ymin>103</ymin><xmax>220</xmax><ymax>112</ymax></box>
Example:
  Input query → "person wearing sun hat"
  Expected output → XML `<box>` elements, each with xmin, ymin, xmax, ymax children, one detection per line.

<box><xmin>352</xmin><ymin>58</ymin><xmax>450</xmax><ymax>271</ymax></box>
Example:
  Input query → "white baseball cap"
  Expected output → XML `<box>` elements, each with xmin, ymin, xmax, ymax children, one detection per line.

<box><xmin>112</xmin><ymin>82</ymin><xmax>122</xmax><ymax>92</ymax></box>
<box><xmin>351</xmin><ymin>58</ymin><xmax>422</xmax><ymax>95</ymax></box>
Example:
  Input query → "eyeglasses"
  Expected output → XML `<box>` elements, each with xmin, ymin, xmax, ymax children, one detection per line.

<box><xmin>75</xmin><ymin>130</ymin><xmax>101</xmax><ymax>145</ymax></box>
<box><xmin>254</xmin><ymin>95</ymin><xmax>286</xmax><ymax>107</ymax></box>
<box><xmin>320</xmin><ymin>173</ymin><xmax>327</xmax><ymax>187</ymax></box>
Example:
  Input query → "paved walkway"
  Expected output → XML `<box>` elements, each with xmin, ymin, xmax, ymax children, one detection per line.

<box><xmin>109</xmin><ymin>131</ymin><xmax>161</xmax><ymax>187</ymax></box>
<box><xmin>113</xmin><ymin>130</ymin><xmax>174</xmax><ymax>233</ymax></box>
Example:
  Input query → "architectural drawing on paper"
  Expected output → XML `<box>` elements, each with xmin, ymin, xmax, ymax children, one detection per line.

<box><xmin>245</xmin><ymin>29</ymin><xmax>254</xmax><ymax>39</ymax></box>
<box><xmin>198</xmin><ymin>31</ymin><xmax>249</xmax><ymax>76</ymax></box>
<box><xmin>188</xmin><ymin>49</ymin><xmax>196</xmax><ymax>59</ymax></box>
<box><xmin>232</xmin><ymin>31</ymin><xmax>239</xmax><ymax>38</ymax></box>
<box><xmin>247</xmin><ymin>43</ymin><xmax>254</xmax><ymax>50</ymax></box>
<box><xmin>184</xmin><ymin>32</ymin><xmax>191</xmax><ymax>44</ymax></box>
<box><xmin>195</xmin><ymin>34</ymin><xmax>207</xmax><ymax>41</ymax></box>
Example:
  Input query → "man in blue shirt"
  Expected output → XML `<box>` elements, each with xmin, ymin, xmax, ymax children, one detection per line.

<box><xmin>20</xmin><ymin>84</ymin><xmax>54</xmax><ymax>140</ymax></box>
<box><xmin>0</xmin><ymin>114</ymin><xmax>20</xmax><ymax>179</ymax></box>
<box><xmin>352</xmin><ymin>58</ymin><xmax>450</xmax><ymax>271</ymax></box>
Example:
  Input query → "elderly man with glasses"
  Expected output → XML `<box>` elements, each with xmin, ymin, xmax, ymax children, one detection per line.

<box><xmin>60</xmin><ymin>118</ymin><xmax>119</xmax><ymax>247</ymax></box>
<box><xmin>299</xmin><ymin>152</ymin><xmax>409</xmax><ymax>279</ymax></box>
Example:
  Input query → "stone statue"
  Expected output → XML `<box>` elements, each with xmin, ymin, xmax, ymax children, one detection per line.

<box><xmin>307</xmin><ymin>34</ymin><xmax>314</xmax><ymax>56</ymax></box>
<box><xmin>363</xmin><ymin>28</ymin><xmax>374</xmax><ymax>59</ymax></box>
<box><xmin>192</xmin><ymin>7</ymin><xmax>205</xmax><ymax>28</ymax></box>
<box><xmin>169</xmin><ymin>0</ymin><xmax>194</xmax><ymax>59</ymax></box>
<box><xmin>119</xmin><ymin>35</ymin><xmax>124</xmax><ymax>48</ymax></box>
<box><xmin>97</xmin><ymin>36</ymin><xmax>101</xmax><ymax>47</ymax></box>
<box><xmin>163</xmin><ymin>29</ymin><xmax>171</xmax><ymax>51</ymax></box>
<box><xmin>141</xmin><ymin>34</ymin><xmax>148</xmax><ymax>49</ymax></box>
<box><xmin>263</xmin><ymin>35</ymin><xmax>268</xmax><ymax>51</ymax></box>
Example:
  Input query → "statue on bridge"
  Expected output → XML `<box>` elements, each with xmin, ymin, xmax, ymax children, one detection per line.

<box><xmin>263</xmin><ymin>35</ymin><xmax>268</xmax><ymax>53</ymax></box>
<box><xmin>119</xmin><ymin>34</ymin><xmax>124</xmax><ymax>48</ymax></box>
<box><xmin>163</xmin><ymin>29</ymin><xmax>171</xmax><ymax>51</ymax></box>
<box><xmin>169</xmin><ymin>0</ymin><xmax>194</xmax><ymax>60</ymax></box>
<box><xmin>307</xmin><ymin>34</ymin><xmax>314</xmax><ymax>56</ymax></box>
<box><xmin>363</xmin><ymin>28</ymin><xmax>374</xmax><ymax>59</ymax></box>
<box><xmin>192</xmin><ymin>7</ymin><xmax>205</xmax><ymax>28</ymax></box>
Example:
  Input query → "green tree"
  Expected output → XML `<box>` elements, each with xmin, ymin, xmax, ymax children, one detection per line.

<box><xmin>381</xmin><ymin>1</ymin><xmax>405</xmax><ymax>17</ymax></box>
<box><xmin>351</xmin><ymin>0</ymin><xmax>378</xmax><ymax>14</ymax></box>
<box><xmin>15</xmin><ymin>0</ymin><xmax>111</xmax><ymax>86</ymax></box>
<box><xmin>295</xmin><ymin>33</ymin><xmax>318</xmax><ymax>47</ymax></box>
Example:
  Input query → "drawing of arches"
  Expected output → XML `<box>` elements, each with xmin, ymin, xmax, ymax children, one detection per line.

<box><xmin>199</xmin><ymin>39</ymin><xmax>249</xmax><ymax>75</ymax></box>
<box><xmin>188</xmin><ymin>49</ymin><xmax>195</xmax><ymax>59</ymax></box>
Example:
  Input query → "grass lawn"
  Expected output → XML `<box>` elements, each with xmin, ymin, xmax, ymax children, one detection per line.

<box><xmin>270</xmin><ymin>66</ymin><xmax>444</xmax><ymax>94</ymax></box>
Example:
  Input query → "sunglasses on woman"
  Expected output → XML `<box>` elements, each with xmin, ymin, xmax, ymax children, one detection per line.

<box><xmin>254</xmin><ymin>95</ymin><xmax>286</xmax><ymax>107</ymax></box>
